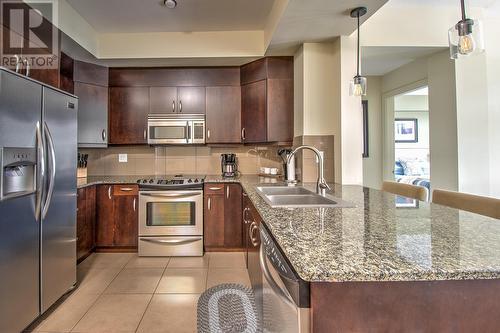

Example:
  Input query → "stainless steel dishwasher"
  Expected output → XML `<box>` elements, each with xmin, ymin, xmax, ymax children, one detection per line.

<box><xmin>259</xmin><ymin>224</ymin><xmax>310</xmax><ymax>333</ymax></box>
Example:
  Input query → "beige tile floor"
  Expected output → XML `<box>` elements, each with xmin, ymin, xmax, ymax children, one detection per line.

<box><xmin>28</xmin><ymin>252</ymin><xmax>250</xmax><ymax>333</ymax></box>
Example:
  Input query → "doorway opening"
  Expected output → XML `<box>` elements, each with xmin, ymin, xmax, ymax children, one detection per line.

<box><xmin>384</xmin><ymin>85</ymin><xmax>430</xmax><ymax>193</ymax></box>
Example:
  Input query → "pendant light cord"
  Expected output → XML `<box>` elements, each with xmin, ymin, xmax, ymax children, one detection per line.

<box><xmin>356</xmin><ymin>12</ymin><xmax>360</xmax><ymax>76</ymax></box>
<box><xmin>460</xmin><ymin>0</ymin><xmax>466</xmax><ymax>21</ymax></box>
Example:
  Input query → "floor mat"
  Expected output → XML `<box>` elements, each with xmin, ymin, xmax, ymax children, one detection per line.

<box><xmin>197</xmin><ymin>283</ymin><xmax>261</xmax><ymax>333</ymax></box>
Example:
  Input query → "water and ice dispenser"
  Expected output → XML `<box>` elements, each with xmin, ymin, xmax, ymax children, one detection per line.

<box><xmin>0</xmin><ymin>148</ymin><xmax>36</xmax><ymax>201</ymax></box>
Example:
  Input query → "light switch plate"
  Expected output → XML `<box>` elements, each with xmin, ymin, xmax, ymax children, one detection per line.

<box><xmin>118</xmin><ymin>154</ymin><xmax>128</xmax><ymax>163</ymax></box>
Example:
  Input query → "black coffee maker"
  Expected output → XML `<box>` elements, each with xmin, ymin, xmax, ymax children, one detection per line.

<box><xmin>221</xmin><ymin>154</ymin><xmax>238</xmax><ymax>178</ymax></box>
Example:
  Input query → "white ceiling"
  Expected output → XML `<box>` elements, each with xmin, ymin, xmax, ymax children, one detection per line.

<box><xmin>66</xmin><ymin>0</ymin><xmax>276</xmax><ymax>33</ymax></box>
<box><xmin>361</xmin><ymin>46</ymin><xmax>445</xmax><ymax>76</ymax></box>
<box><xmin>269</xmin><ymin>0</ymin><xmax>389</xmax><ymax>49</ymax></box>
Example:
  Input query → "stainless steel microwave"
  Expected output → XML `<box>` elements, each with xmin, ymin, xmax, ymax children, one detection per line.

<box><xmin>147</xmin><ymin>114</ymin><xmax>205</xmax><ymax>145</ymax></box>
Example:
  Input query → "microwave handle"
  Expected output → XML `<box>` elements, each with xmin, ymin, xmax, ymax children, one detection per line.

<box><xmin>187</xmin><ymin>123</ymin><xmax>192</xmax><ymax>143</ymax></box>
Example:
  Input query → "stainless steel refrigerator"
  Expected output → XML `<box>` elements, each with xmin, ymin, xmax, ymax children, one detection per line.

<box><xmin>0</xmin><ymin>68</ymin><xmax>78</xmax><ymax>333</ymax></box>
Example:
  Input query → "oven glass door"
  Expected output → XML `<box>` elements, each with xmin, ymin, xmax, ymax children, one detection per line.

<box><xmin>139</xmin><ymin>190</ymin><xmax>203</xmax><ymax>236</ymax></box>
<box><xmin>147</xmin><ymin>202</ymin><xmax>195</xmax><ymax>227</ymax></box>
<box><xmin>148</xmin><ymin>120</ymin><xmax>190</xmax><ymax>144</ymax></box>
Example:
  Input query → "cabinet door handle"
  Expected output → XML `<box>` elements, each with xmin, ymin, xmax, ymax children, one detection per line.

<box><xmin>226</xmin><ymin>186</ymin><xmax>230</xmax><ymax>199</ymax></box>
<box><xmin>23</xmin><ymin>58</ymin><xmax>30</xmax><ymax>77</ymax></box>
<box><xmin>179</xmin><ymin>100</ymin><xmax>182</xmax><ymax>112</ymax></box>
<box><xmin>209</xmin><ymin>187</ymin><xmax>222</xmax><ymax>191</ymax></box>
<box><xmin>243</xmin><ymin>207</ymin><xmax>250</xmax><ymax>224</ymax></box>
<box><xmin>15</xmin><ymin>55</ymin><xmax>21</xmax><ymax>73</ymax></box>
<box><xmin>108</xmin><ymin>186</ymin><xmax>112</xmax><ymax>200</ymax></box>
<box><xmin>207</xmin><ymin>129</ymin><xmax>210</xmax><ymax>139</ymax></box>
<box><xmin>133</xmin><ymin>198</ymin><xmax>136</xmax><ymax>212</ymax></box>
<box><xmin>120</xmin><ymin>187</ymin><xmax>133</xmax><ymax>192</ymax></box>
<box><xmin>102</xmin><ymin>129</ymin><xmax>107</xmax><ymax>141</ymax></box>
<box><xmin>241</xmin><ymin>128</ymin><xmax>246</xmax><ymax>141</ymax></box>
<box><xmin>208</xmin><ymin>197</ymin><xmax>211</xmax><ymax>210</ymax></box>
<box><xmin>143</xmin><ymin>128</ymin><xmax>147</xmax><ymax>140</ymax></box>
<box><xmin>172</xmin><ymin>100</ymin><xmax>175</xmax><ymax>112</ymax></box>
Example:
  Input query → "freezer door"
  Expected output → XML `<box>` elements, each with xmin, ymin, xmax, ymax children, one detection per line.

<box><xmin>41</xmin><ymin>87</ymin><xmax>78</xmax><ymax>313</ymax></box>
<box><xmin>0</xmin><ymin>70</ymin><xmax>42</xmax><ymax>332</ymax></box>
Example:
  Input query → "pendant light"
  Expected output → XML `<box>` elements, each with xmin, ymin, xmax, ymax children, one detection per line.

<box><xmin>349</xmin><ymin>7</ymin><xmax>367</xmax><ymax>97</ymax></box>
<box><xmin>448</xmin><ymin>0</ymin><xmax>484</xmax><ymax>59</ymax></box>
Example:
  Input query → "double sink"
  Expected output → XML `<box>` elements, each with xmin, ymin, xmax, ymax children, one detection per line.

<box><xmin>255</xmin><ymin>185</ymin><xmax>354</xmax><ymax>208</ymax></box>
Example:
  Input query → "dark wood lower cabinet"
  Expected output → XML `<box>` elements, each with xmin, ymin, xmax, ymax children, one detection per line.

<box><xmin>95</xmin><ymin>184</ymin><xmax>138</xmax><ymax>251</ymax></box>
<box><xmin>77</xmin><ymin>186</ymin><xmax>96</xmax><ymax>262</ymax></box>
<box><xmin>311</xmin><ymin>279</ymin><xmax>500</xmax><ymax>333</ymax></box>
<box><xmin>204</xmin><ymin>183</ymin><xmax>244</xmax><ymax>251</ymax></box>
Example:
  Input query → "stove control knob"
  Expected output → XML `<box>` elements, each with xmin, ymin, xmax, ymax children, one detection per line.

<box><xmin>149</xmin><ymin>179</ymin><xmax>154</xmax><ymax>184</ymax></box>
<box><xmin>188</xmin><ymin>179</ymin><xmax>193</xmax><ymax>183</ymax></box>
<box><xmin>137</xmin><ymin>179</ymin><xmax>141</xmax><ymax>183</ymax></box>
<box><xmin>194</xmin><ymin>178</ymin><xmax>198</xmax><ymax>183</ymax></box>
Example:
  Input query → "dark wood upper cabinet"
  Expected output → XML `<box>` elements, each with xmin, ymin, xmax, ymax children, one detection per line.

<box><xmin>178</xmin><ymin>87</ymin><xmax>206</xmax><ymax>114</ymax></box>
<box><xmin>150</xmin><ymin>87</ymin><xmax>177</xmax><ymax>114</ymax></box>
<box><xmin>241</xmin><ymin>80</ymin><xmax>267</xmax><ymax>143</ymax></box>
<box><xmin>109</xmin><ymin>87</ymin><xmax>149</xmax><ymax>144</ymax></box>
<box><xmin>240</xmin><ymin>57</ymin><xmax>294</xmax><ymax>144</ymax></box>
<box><xmin>240</xmin><ymin>57</ymin><xmax>293</xmax><ymax>85</ymax></box>
<box><xmin>75</xmin><ymin>82</ymin><xmax>109</xmax><ymax>147</ymax></box>
<box><xmin>267</xmin><ymin>79</ymin><xmax>293</xmax><ymax>142</ymax></box>
<box><xmin>206</xmin><ymin>86</ymin><xmax>241</xmax><ymax>143</ymax></box>
<box><xmin>109</xmin><ymin>67</ymin><xmax>240</xmax><ymax>87</ymax></box>
<box><xmin>74</xmin><ymin>60</ymin><xmax>109</xmax><ymax>86</ymax></box>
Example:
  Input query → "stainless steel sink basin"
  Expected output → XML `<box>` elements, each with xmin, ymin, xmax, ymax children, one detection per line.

<box><xmin>255</xmin><ymin>186</ymin><xmax>354</xmax><ymax>208</ymax></box>
<box><xmin>256</xmin><ymin>187</ymin><xmax>312</xmax><ymax>196</ymax></box>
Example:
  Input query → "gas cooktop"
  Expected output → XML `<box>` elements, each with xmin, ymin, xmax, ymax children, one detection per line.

<box><xmin>136</xmin><ymin>176</ymin><xmax>205</xmax><ymax>190</ymax></box>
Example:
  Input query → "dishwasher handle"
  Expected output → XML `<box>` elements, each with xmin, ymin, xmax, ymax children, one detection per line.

<box><xmin>259</xmin><ymin>242</ymin><xmax>295</xmax><ymax>307</ymax></box>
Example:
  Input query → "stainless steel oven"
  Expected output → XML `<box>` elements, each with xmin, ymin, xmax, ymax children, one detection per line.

<box><xmin>147</xmin><ymin>114</ymin><xmax>205</xmax><ymax>145</ymax></box>
<box><xmin>138</xmin><ymin>189</ymin><xmax>203</xmax><ymax>256</ymax></box>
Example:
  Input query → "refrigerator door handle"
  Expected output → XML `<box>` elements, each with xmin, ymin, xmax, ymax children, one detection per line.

<box><xmin>42</xmin><ymin>122</ymin><xmax>56</xmax><ymax>219</ymax></box>
<box><xmin>35</xmin><ymin>121</ymin><xmax>45</xmax><ymax>222</ymax></box>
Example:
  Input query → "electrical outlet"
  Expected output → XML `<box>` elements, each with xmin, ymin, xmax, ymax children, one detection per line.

<box><xmin>118</xmin><ymin>154</ymin><xmax>128</xmax><ymax>163</ymax></box>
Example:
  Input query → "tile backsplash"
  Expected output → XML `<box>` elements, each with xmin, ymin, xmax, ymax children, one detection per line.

<box><xmin>79</xmin><ymin>145</ymin><xmax>284</xmax><ymax>176</ymax></box>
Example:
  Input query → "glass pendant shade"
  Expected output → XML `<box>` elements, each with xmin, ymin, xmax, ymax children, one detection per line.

<box><xmin>449</xmin><ymin>19</ymin><xmax>485</xmax><ymax>59</ymax></box>
<box><xmin>350</xmin><ymin>75</ymin><xmax>367</xmax><ymax>96</ymax></box>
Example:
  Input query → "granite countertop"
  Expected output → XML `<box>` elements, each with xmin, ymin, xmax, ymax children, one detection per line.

<box><xmin>78</xmin><ymin>174</ymin><xmax>500</xmax><ymax>283</ymax></box>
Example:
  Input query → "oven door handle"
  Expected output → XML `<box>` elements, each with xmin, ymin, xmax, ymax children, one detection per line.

<box><xmin>259</xmin><ymin>242</ymin><xmax>296</xmax><ymax>307</ymax></box>
<box><xmin>140</xmin><ymin>237</ymin><xmax>202</xmax><ymax>245</ymax></box>
<box><xmin>140</xmin><ymin>193</ymin><xmax>201</xmax><ymax>199</ymax></box>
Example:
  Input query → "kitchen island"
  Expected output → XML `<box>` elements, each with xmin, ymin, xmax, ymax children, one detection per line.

<box><xmin>78</xmin><ymin>175</ymin><xmax>500</xmax><ymax>332</ymax></box>
<box><xmin>233</xmin><ymin>176</ymin><xmax>500</xmax><ymax>332</ymax></box>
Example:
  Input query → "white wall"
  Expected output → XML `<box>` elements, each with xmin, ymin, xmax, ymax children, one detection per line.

<box><xmin>455</xmin><ymin>54</ymin><xmax>491</xmax><ymax>196</ymax></box>
<box><xmin>362</xmin><ymin>76</ymin><xmax>383</xmax><ymax>189</ymax></box>
<box><xmin>363</xmin><ymin>51</ymin><xmax>459</xmax><ymax>192</ymax></box>
<box><xmin>293</xmin><ymin>39</ymin><xmax>363</xmax><ymax>185</ymax></box>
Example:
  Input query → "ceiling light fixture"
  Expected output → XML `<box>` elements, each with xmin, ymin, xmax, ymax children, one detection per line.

<box><xmin>164</xmin><ymin>0</ymin><xmax>177</xmax><ymax>9</ymax></box>
<box><xmin>349</xmin><ymin>7</ymin><xmax>367</xmax><ymax>97</ymax></box>
<box><xmin>448</xmin><ymin>0</ymin><xmax>484</xmax><ymax>59</ymax></box>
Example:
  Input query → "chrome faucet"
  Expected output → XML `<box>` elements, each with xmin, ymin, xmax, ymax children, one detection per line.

<box><xmin>287</xmin><ymin>145</ymin><xmax>331</xmax><ymax>196</ymax></box>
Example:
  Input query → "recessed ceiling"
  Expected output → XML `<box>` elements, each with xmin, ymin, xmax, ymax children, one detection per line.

<box><xmin>362</xmin><ymin>46</ymin><xmax>445</xmax><ymax>76</ymax></box>
<box><xmin>66</xmin><ymin>0</ymin><xmax>276</xmax><ymax>33</ymax></box>
<box><xmin>269</xmin><ymin>0</ymin><xmax>389</xmax><ymax>49</ymax></box>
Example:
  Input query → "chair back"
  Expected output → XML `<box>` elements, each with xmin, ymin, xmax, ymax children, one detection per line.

<box><xmin>432</xmin><ymin>189</ymin><xmax>500</xmax><ymax>220</ymax></box>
